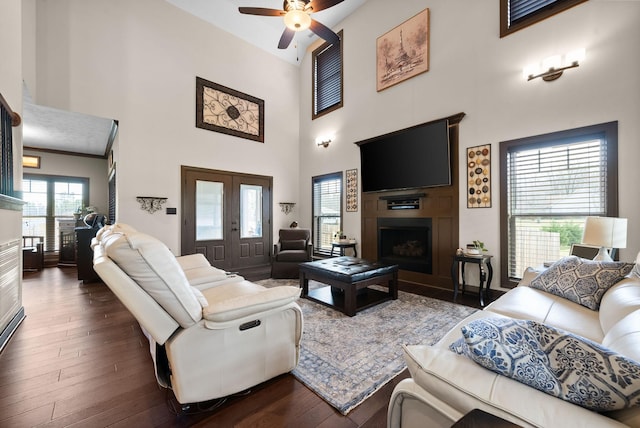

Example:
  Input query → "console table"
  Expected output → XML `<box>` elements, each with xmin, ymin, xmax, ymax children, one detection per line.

<box><xmin>451</xmin><ymin>253</ymin><xmax>493</xmax><ymax>307</ymax></box>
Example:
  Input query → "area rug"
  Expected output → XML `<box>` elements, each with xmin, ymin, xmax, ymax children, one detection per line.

<box><xmin>255</xmin><ymin>279</ymin><xmax>478</xmax><ymax>415</ymax></box>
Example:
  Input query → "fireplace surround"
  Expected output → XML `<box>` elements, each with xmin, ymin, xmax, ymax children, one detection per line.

<box><xmin>378</xmin><ymin>218</ymin><xmax>432</xmax><ymax>274</ymax></box>
<box><xmin>358</xmin><ymin>112</ymin><xmax>464</xmax><ymax>290</ymax></box>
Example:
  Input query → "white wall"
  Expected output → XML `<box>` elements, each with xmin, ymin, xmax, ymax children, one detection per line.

<box><xmin>28</xmin><ymin>0</ymin><xmax>640</xmax><ymax>288</ymax></box>
<box><xmin>299</xmin><ymin>0</ymin><xmax>640</xmax><ymax>288</ymax></box>
<box><xmin>31</xmin><ymin>0</ymin><xmax>301</xmax><ymax>254</ymax></box>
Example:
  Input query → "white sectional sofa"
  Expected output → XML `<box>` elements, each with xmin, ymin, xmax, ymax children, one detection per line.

<box><xmin>388</xmin><ymin>254</ymin><xmax>640</xmax><ymax>428</ymax></box>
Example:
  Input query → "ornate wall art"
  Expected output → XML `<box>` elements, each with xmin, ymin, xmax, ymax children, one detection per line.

<box><xmin>196</xmin><ymin>77</ymin><xmax>264</xmax><ymax>142</ymax></box>
<box><xmin>346</xmin><ymin>168</ymin><xmax>358</xmax><ymax>212</ymax></box>
<box><xmin>376</xmin><ymin>8</ymin><xmax>429</xmax><ymax>92</ymax></box>
<box><xmin>467</xmin><ymin>144</ymin><xmax>491</xmax><ymax>208</ymax></box>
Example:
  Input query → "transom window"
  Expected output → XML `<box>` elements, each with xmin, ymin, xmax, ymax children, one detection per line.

<box><xmin>312</xmin><ymin>30</ymin><xmax>343</xmax><ymax>119</ymax></box>
<box><xmin>312</xmin><ymin>172</ymin><xmax>343</xmax><ymax>256</ymax></box>
<box><xmin>499</xmin><ymin>121</ymin><xmax>618</xmax><ymax>287</ymax></box>
<box><xmin>500</xmin><ymin>0</ymin><xmax>588</xmax><ymax>37</ymax></box>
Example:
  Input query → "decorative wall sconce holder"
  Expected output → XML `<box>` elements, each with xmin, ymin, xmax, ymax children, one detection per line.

<box><xmin>137</xmin><ymin>196</ymin><xmax>167</xmax><ymax>214</ymax></box>
<box><xmin>279</xmin><ymin>202</ymin><xmax>296</xmax><ymax>215</ymax></box>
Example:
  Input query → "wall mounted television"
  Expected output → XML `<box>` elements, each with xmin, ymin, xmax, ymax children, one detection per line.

<box><xmin>357</xmin><ymin>119</ymin><xmax>451</xmax><ymax>193</ymax></box>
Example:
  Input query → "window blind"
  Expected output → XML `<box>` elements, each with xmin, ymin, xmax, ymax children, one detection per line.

<box><xmin>314</xmin><ymin>39</ymin><xmax>342</xmax><ymax>116</ymax></box>
<box><xmin>312</xmin><ymin>173</ymin><xmax>342</xmax><ymax>254</ymax></box>
<box><xmin>506</xmin><ymin>136</ymin><xmax>608</xmax><ymax>278</ymax></box>
<box><xmin>507</xmin><ymin>138</ymin><xmax>607</xmax><ymax>217</ymax></box>
<box><xmin>509</xmin><ymin>0</ymin><xmax>559</xmax><ymax>24</ymax></box>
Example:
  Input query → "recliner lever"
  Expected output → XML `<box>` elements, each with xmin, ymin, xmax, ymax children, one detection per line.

<box><xmin>239</xmin><ymin>320</ymin><xmax>261</xmax><ymax>331</ymax></box>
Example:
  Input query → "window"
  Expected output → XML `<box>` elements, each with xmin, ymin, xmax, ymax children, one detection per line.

<box><xmin>312</xmin><ymin>30</ymin><xmax>343</xmax><ymax>119</ymax></box>
<box><xmin>1</xmin><ymin>100</ymin><xmax>14</xmax><ymax>196</ymax></box>
<box><xmin>312</xmin><ymin>172</ymin><xmax>343</xmax><ymax>256</ymax></box>
<box><xmin>499</xmin><ymin>121</ymin><xmax>618</xmax><ymax>287</ymax></box>
<box><xmin>500</xmin><ymin>0</ymin><xmax>588</xmax><ymax>37</ymax></box>
<box><xmin>22</xmin><ymin>175</ymin><xmax>88</xmax><ymax>252</ymax></box>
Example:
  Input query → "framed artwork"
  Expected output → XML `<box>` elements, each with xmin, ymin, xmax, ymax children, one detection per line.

<box><xmin>346</xmin><ymin>169</ymin><xmax>358</xmax><ymax>212</ymax></box>
<box><xmin>196</xmin><ymin>77</ymin><xmax>264</xmax><ymax>142</ymax></box>
<box><xmin>376</xmin><ymin>8</ymin><xmax>430</xmax><ymax>92</ymax></box>
<box><xmin>467</xmin><ymin>144</ymin><xmax>491</xmax><ymax>208</ymax></box>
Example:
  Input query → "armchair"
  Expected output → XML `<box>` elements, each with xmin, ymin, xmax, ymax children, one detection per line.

<box><xmin>271</xmin><ymin>228</ymin><xmax>312</xmax><ymax>279</ymax></box>
<box><xmin>91</xmin><ymin>223</ymin><xmax>303</xmax><ymax>406</ymax></box>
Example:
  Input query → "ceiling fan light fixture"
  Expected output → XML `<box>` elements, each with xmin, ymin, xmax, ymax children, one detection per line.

<box><xmin>284</xmin><ymin>9</ymin><xmax>311</xmax><ymax>31</ymax></box>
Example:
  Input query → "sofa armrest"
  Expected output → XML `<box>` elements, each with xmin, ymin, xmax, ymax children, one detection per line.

<box><xmin>388</xmin><ymin>378</ymin><xmax>463</xmax><ymax>428</ymax></box>
<box><xmin>176</xmin><ymin>253</ymin><xmax>214</xmax><ymax>271</ymax></box>
<box><xmin>403</xmin><ymin>345</ymin><xmax>629</xmax><ymax>428</ymax></box>
<box><xmin>201</xmin><ymin>280</ymin><xmax>301</xmax><ymax>324</ymax></box>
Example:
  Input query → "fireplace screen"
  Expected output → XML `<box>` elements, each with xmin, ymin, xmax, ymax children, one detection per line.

<box><xmin>378</xmin><ymin>218</ymin><xmax>432</xmax><ymax>274</ymax></box>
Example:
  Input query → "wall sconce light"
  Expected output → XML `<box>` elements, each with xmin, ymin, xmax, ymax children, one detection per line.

<box><xmin>316</xmin><ymin>135</ymin><xmax>333</xmax><ymax>148</ymax></box>
<box><xmin>279</xmin><ymin>202</ymin><xmax>295</xmax><ymax>215</ymax></box>
<box><xmin>136</xmin><ymin>196</ymin><xmax>167</xmax><ymax>214</ymax></box>
<box><xmin>523</xmin><ymin>48</ymin><xmax>585</xmax><ymax>82</ymax></box>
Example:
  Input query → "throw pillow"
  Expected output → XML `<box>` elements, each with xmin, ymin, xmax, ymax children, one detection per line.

<box><xmin>449</xmin><ymin>317</ymin><xmax>640</xmax><ymax>411</ymax></box>
<box><xmin>281</xmin><ymin>239</ymin><xmax>306</xmax><ymax>251</ymax></box>
<box><xmin>529</xmin><ymin>256</ymin><xmax>634</xmax><ymax>310</ymax></box>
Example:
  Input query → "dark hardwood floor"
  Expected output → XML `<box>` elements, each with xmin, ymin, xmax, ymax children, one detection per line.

<box><xmin>1</xmin><ymin>267</ymin><xmax>486</xmax><ymax>427</ymax></box>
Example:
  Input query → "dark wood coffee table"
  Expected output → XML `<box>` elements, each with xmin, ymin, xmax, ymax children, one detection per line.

<box><xmin>299</xmin><ymin>257</ymin><xmax>398</xmax><ymax>316</ymax></box>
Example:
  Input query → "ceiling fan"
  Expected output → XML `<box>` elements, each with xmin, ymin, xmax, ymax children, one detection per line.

<box><xmin>239</xmin><ymin>0</ymin><xmax>343</xmax><ymax>49</ymax></box>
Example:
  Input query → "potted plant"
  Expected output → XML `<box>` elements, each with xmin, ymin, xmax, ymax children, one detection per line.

<box><xmin>466</xmin><ymin>240</ymin><xmax>488</xmax><ymax>255</ymax></box>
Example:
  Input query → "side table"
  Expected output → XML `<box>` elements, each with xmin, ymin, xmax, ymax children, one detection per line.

<box><xmin>330</xmin><ymin>242</ymin><xmax>357</xmax><ymax>257</ymax></box>
<box><xmin>451</xmin><ymin>253</ymin><xmax>493</xmax><ymax>307</ymax></box>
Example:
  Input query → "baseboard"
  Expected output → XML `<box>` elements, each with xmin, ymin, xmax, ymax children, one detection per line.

<box><xmin>0</xmin><ymin>307</ymin><xmax>26</xmax><ymax>353</ymax></box>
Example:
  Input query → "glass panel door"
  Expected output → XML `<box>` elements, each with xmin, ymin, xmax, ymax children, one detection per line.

<box><xmin>240</xmin><ymin>184</ymin><xmax>262</xmax><ymax>239</ymax></box>
<box><xmin>195</xmin><ymin>180</ymin><xmax>223</xmax><ymax>241</ymax></box>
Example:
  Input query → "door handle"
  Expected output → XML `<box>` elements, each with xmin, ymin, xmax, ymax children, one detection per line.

<box><xmin>231</xmin><ymin>227</ymin><xmax>239</xmax><ymax>231</ymax></box>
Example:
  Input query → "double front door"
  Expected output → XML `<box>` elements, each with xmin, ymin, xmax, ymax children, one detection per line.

<box><xmin>181</xmin><ymin>166</ymin><xmax>271</xmax><ymax>271</ymax></box>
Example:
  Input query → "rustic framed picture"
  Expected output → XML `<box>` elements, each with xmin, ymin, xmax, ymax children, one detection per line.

<box><xmin>376</xmin><ymin>8</ymin><xmax>429</xmax><ymax>92</ymax></box>
<box><xmin>196</xmin><ymin>77</ymin><xmax>264</xmax><ymax>142</ymax></box>
<box><xmin>467</xmin><ymin>144</ymin><xmax>491</xmax><ymax>208</ymax></box>
<box><xmin>346</xmin><ymin>168</ymin><xmax>358</xmax><ymax>212</ymax></box>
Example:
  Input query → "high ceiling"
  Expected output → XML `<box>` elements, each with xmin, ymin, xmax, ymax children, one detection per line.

<box><xmin>23</xmin><ymin>0</ymin><xmax>367</xmax><ymax>157</ymax></box>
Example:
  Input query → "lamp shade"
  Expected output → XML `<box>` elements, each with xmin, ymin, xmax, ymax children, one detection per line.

<box><xmin>582</xmin><ymin>217</ymin><xmax>628</xmax><ymax>249</ymax></box>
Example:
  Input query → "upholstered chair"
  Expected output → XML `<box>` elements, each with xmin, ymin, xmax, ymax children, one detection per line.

<box><xmin>271</xmin><ymin>228</ymin><xmax>312</xmax><ymax>279</ymax></box>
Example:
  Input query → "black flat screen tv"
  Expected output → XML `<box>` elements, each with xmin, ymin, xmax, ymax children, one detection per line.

<box><xmin>358</xmin><ymin>119</ymin><xmax>451</xmax><ymax>193</ymax></box>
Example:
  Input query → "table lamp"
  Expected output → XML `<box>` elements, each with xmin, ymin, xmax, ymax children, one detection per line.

<box><xmin>581</xmin><ymin>216</ymin><xmax>627</xmax><ymax>262</ymax></box>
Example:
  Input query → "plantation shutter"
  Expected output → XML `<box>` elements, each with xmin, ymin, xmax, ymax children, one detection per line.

<box><xmin>312</xmin><ymin>173</ymin><xmax>342</xmax><ymax>255</ymax></box>
<box><xmin>314</xmin><ymin>39</ymin><xmax>342</xmax><ymax>117</ymax></box>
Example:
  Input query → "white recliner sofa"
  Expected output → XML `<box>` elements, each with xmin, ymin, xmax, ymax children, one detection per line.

<box><xmin>388</xmin><ymin>254</ymin><xmax>640</xmax><ymax>428</ymax></box>
<box><xmin>91</xmin><ymin>223</ymin><xmax>303</xmax><ymax>406</ymax></box>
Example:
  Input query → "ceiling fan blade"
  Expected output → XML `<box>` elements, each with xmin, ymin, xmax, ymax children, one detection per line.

<box><xmin>278</xmin><ymin>28</ymin><xmax>295</xmax><ymax>49</ymax></box>
<box><xmin>310</xmin><ymin>0</ymin><xmax>344</xmax><ymax>13</ymax></box>
<box><xmin>309</xmin><ymin>19</ymin><xmax>340</xmax><ymax>45</ymax></box>
<box><xmin>238</xmin><ymin>7</ymin><xmax>285</xmax><ymax>17</ymax></box>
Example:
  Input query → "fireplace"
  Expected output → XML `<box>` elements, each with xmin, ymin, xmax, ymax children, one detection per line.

<box><xmin>377</xmin><ymin>218</ymin><xmax>432</xmax><ymax>274</ymax></box>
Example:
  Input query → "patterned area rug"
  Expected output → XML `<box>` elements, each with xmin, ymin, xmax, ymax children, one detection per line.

<box><xmin>256</xmin><ymin>279</ymin><xmax>478</xmax><ymax>415</ymax></box>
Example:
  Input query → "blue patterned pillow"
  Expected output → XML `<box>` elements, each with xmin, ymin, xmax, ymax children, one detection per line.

<box><xmin>529</xmin><ymin>256</ymin><xmax>634</xmax><ymax>310</ymax></box>
<box><xmin>449</xmin><ymin>317</ymin><xmax>640</xmax><ymax>411</ymax></box>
